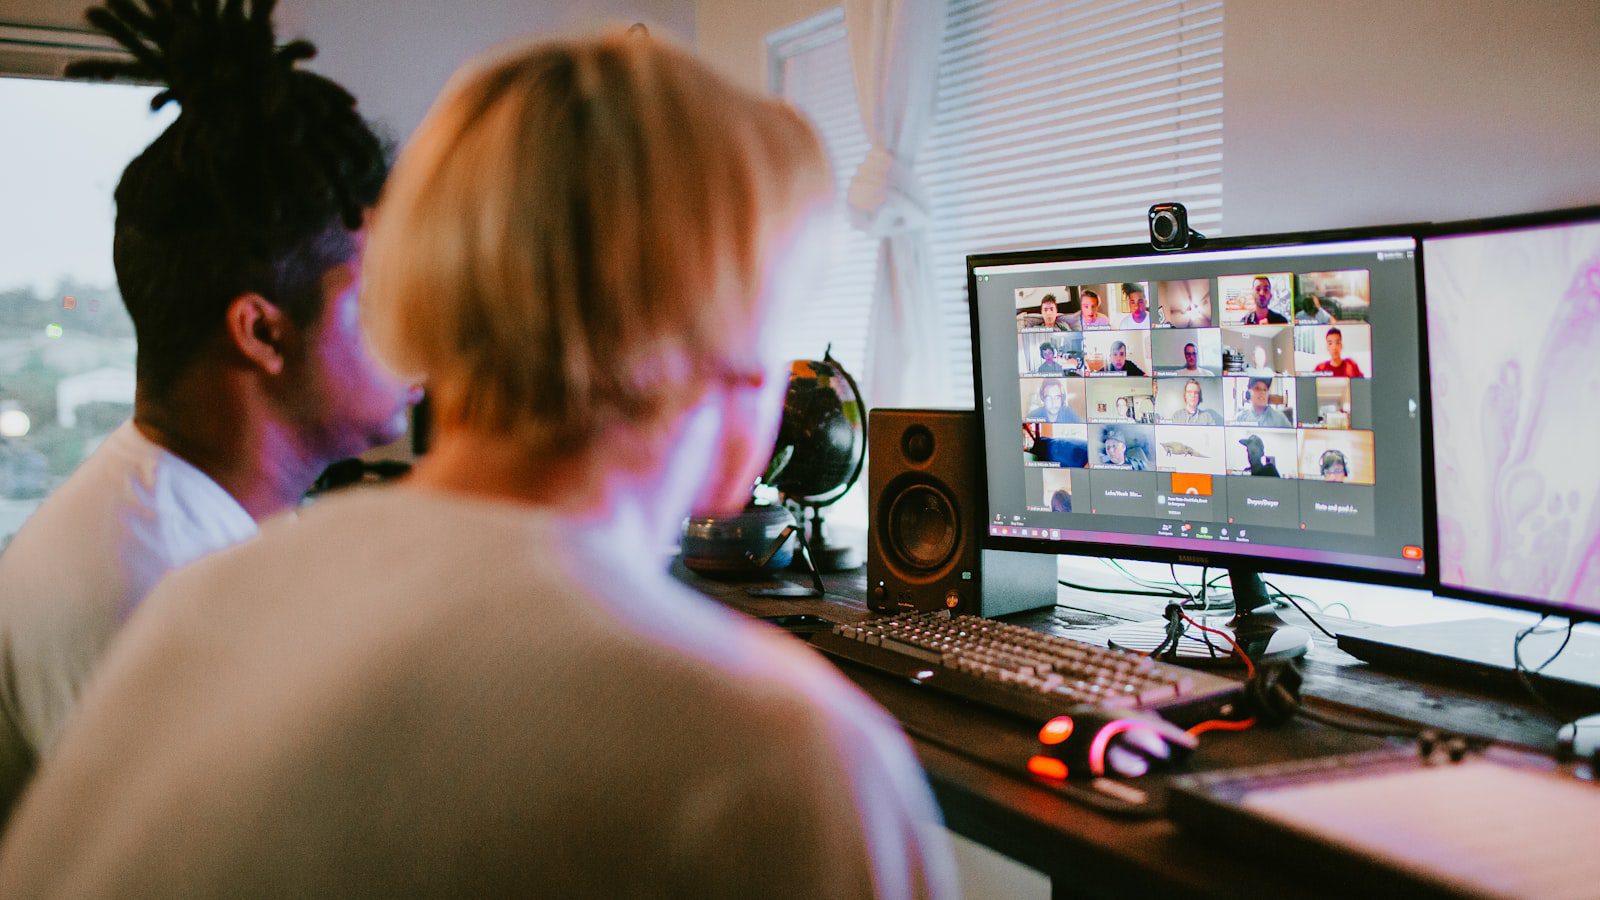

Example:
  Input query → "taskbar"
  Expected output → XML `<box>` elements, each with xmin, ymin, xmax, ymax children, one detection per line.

<box><xmin>988</xmin><ymin>522</ymin><xmax>1425</xmax><ymax>576</ymax></box>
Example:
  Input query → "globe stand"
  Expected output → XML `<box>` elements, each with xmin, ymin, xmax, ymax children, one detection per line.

<box><xmin>747</xmin><ymin>521</ymin><xmax>826</xmax><ymax>599</ymax></box>
<box><xmin>793</xmin><ymin>505</ymin><xmax>860</xmax><ymax>573</ymax></box>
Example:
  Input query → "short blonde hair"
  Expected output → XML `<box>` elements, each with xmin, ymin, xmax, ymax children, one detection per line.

<box><xmin>364</xmin><ymin>32</ymin><xmax>829</xmax><ymax>455</ymax></box>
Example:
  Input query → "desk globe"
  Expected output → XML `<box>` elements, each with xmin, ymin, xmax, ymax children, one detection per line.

<box><xmin>764</xmin><ymin>351</ymin><xmax>866</xmax><ymax>572</ymax></box>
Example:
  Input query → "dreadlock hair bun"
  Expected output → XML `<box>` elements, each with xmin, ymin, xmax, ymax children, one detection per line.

<box><xmin>65</xmin><ymin>0</ymin><xmax>389</xmax><ymax>391</ymax></box>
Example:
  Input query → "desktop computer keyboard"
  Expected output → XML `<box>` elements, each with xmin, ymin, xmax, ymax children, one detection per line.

<box><xmin>809</xmin><ymin>611</ymin><xmax>1242</xmax><ymax>727</ymax></box>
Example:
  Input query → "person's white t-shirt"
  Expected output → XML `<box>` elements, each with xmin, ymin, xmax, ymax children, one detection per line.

<box><xmin>0</xmin><ymin>488</ymin><xmax>957</xmax><ymax>898</ymax></box>
<box><xmin>0</xmin><ymin>421</ymin><xmax>255</xmax><ymax>815</ymax></box>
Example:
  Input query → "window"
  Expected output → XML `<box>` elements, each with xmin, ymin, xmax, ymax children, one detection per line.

<box><xmin>0</xmin><ymin>74</ymin><xmax>175</xmax><ymax>548</ymax></box>
<box><xmin>767</xmin><ymin>9</ymin><xmax>879</xmax><ymax>383</ymax></box>
<box><xmin>769</xmin><ymin>0</ymin><xmax>1224</xmax><ymax>406</ymax></box>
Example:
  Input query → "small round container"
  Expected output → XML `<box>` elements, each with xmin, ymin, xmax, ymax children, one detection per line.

<box><xmin>681</xmin><ymin>505</ymin><xmax>795</xmax><ymax>579</ymax></box>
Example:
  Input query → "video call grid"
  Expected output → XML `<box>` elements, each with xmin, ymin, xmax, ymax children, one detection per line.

<box><xmin>1010</xmin><ymin>269</ymin><xmax>1383</xmax><ymax>531</ymax></box>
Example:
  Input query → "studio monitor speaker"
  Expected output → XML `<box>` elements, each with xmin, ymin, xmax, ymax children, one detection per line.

<box><xmin>867</xmin><ymin>408</ymin><xmax>1055</xmax><ymax>617</ymax></box>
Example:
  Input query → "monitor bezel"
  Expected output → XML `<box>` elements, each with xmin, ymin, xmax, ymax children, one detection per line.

<box><xmin>1418</xmin><ymin>203</ymin><xmax>1600</xmax><ymax>624</ymax></box>
<box><xmin>966</xmin><ymin>222</ymin><xmax>1439</xmax><ymax>591</ymax></box>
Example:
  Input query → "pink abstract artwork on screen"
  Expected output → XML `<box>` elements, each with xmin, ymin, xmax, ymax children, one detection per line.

<box><xmin>1425</xmin><ymin>221</ymin><xmax>1600</xmax><ymax>614</ymax></box>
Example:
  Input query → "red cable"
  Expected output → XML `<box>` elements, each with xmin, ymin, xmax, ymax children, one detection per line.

<box><xmin>1179</xmin><ymin>611</ymin><xmax>1256</xmax><ymax>679</ymax></box>
<box><xmin>1186</xmin><ymin>716</ymin><xmax>1257</xmax><ymax>737</ymax></box>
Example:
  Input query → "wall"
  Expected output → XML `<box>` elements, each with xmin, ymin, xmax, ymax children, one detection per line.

<box><xmin>2</xmin><ymin>1</ymin><xmax>696</xmax><ymax>141</ymax></box>
<box><xmin>695</xmin><ymin>0</ymin><xmax>1600</xmax><ymax>232</ymax></box>
<box><xmin>0</xmin><ymin>0</ymin><xmax>88</xmax><ymax>28</ymax></box>
<box><xmin>278</xmin><ymin>0</ymin><xmax>695</xmax><ymax>142</ymax></box>
<box><xmin>693</xmin><ymin>0</ymin><xmax>831</xmax><ymax>91</ymax></box>
<box><xmin>1223</xmin><ymin>0</ymin><xmax>1600</xmax><ymax>233</ymax></box>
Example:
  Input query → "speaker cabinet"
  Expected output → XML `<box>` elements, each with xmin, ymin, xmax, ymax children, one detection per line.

<box><xmin>867</xmin><ymin>408</ymin><xmax>1055</xmax><ymax>617</ymax></box>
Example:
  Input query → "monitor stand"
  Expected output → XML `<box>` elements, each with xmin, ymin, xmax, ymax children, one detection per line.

<box><xmin>1103</xmin><ymin>568</ymin><xmax>1311</xmax><ymax>668</ymax></box>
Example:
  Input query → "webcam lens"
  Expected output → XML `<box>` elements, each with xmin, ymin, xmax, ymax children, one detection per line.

<box><xmin>1152</xmin><ymin>214</ymin><xmax>1178</xmax><ymax>242</ymax></box>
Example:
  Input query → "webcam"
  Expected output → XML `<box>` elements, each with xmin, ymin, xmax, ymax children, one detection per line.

<box><xmin>1149</xmin><ymin>202</ymin><xmax>1203</xmax><ymax>251</ymax></box>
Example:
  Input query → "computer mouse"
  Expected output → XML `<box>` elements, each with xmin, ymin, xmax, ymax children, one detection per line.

<box><xmin>1027</xmin><ymin>708</ymin><xmax>1198</xmax><ymax>780</ymax></box>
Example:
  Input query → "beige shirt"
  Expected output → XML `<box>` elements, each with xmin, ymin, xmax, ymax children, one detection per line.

<box><xmin>0</xmin><ymin>422</ymin><xmax>255</xmax><ymax>823</ymax></box>
<box><xmin>0</xmin><ymin>488</ymin><xmax>956</xmax><ymax>898</ymax></box>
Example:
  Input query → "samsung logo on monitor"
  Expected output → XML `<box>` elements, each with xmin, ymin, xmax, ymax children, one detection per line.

<box><xmin>1177</xmin><ymin>554</ymin><xmax>1209</xmax><ymax>565</ymax></box>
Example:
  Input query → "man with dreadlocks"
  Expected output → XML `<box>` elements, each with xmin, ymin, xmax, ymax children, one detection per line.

<box><xmin>0</xmin><ymin>0</ymin><xmax>415</xmax><ymax>821</ymax></box>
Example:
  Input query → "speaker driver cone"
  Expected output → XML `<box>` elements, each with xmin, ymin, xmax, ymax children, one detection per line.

<box><xmin>886</xmin><ymin>484</ymin><xmax>958</xmax><ymax>571</ymax></box>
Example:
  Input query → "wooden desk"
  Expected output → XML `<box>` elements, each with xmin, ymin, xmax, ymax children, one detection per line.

<box><xmin>675</xmin><ymin>560</ymin><xmax>1574</xmax><ymax>898</ymax></box>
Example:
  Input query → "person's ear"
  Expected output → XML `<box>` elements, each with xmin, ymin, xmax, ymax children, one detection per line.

<box><xmin>223</xmin><ymin>293</ymin><xmax>292</xmax><ymax>376</ymax></box>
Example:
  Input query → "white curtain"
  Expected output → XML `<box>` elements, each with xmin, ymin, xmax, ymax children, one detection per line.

<box><xmin>843</xmin><ymin>0</ymin><xmax>951</xmax><ymax>408</ymax></box>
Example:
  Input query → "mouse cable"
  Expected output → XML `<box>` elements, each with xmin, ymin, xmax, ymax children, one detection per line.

<box><xmin>1186</xmin><ymin>716</ymin><xmax>1257</xmax><ymax>738</ymax></box>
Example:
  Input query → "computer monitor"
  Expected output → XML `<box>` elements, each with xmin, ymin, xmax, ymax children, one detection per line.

<box><xmin>968</xmin><ymin>227</ymin><xmax>1433</xmax><ymax>661</ymax></box>
<box><xmin>1421</xmin><ymin>206</ymin><xmax>1600</xmax><ymax>624</ymax></box>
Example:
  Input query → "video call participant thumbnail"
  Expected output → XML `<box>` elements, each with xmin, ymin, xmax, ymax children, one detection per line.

<box><xmin>1297</xmin><ymin>428</ymin><xmax>1376</xmax><ymax>485</ymax></box>
<box><xmin>1299</xmin><ymin>325</ymin><xmax>1370</xmax><ymax>378</ymax></box>
<box><xmin>1297</xmin><ymin>479</ymin><xmax>1377</xmax><ymax>535</ymax></box>
<box><xmin>1229</xmin><ymin>376</ymin><xmax>1294</xmax><ymax>427</ymax></box>
<box><xmin>1152</xmin><ymin>329</ymin><xmax>1221</xmax><ymax>376</ymax></box>
<box><xmin>1015</xmin><ymin>285</ymin><xmax>1078</xmax><ymax>331</ymax></box>
<box><xmin>1297</xmin><ymin>268</ymin><xmax>1372</xmax><ymax>322</ymax></box>
<box><xmin>1019</xmin><ymin>330</ymin><xmax>1084</xmax><ymax>376</ymax></box>
<box><xmin>1155</xmin><ymin>278</ymin><xmax>1213</xmax><ymax>328</ymax></box>
<box><xmin>1295</xmin><ymin>292</ymin><xmax>1332</xmax><ymax>324</ymax></box>
<box><xmin>1092</xmin><ymin>423</ymin><xmax>1153</xmax><ymax>471</ymax></box>
<box><xmin>1106</xmin><ymin>341</ymin><xmax>1145</xmax><ymax>376</ymax></box>
<box><xmin>1223</xmin><ymin>468</ymin><xmax>1302</xmax><ymax>529</ymax></box>
<box><xmin>1295</xmin><ymin>376</ymin><xmax>1370</xmax><ymax>430</ymax></box>
<box><xmin>1243</xmin><ymin>275</ymin><xmax>1290</xmax><ymax>324</ymax></box>
<box><xmin>1083</xmin><ymin>330</ymin><xmax>1150</xmax><ymax>376</ymax></box>
<box><xmin>1023</xmin><ymin>422</ymin><xmax>1089</xmax><ymax>467</ymax></box>
<box><xmin>1226</xmin><ymin>429</ymin><xmax>1300</xmax><ymax>478</ymax></box>
<box><xmin>1042</xmin><ymin>468</ymin><xmax>1076</xmax><ymax>512</ymax></box>
<box><xmin>1037</xmin><ymin>342</ymin><xmax>1065</xmax><ymax>374</ymax></box>
<box><xmin>1084</xmin><ymin>465</ymin><xmax>1160</xmax><ymax>518</ymax></box>
<box><xmin>1087</xmin><ymin>377</ymin><xmax>1154</xmax><ymax>423</ymax></box>
<box><xmin>1021</xmin><ymin>377</ymin><xmax>1085</xmax><ymax>423</ymax></box>
<box><xmin>1220</xmin><ymin>273</ymin><xmax>1291</xmax><ymax>325</ymax></box>
<box><xmin>1153</xmin><ymin>424</ymin><xmax>1226</xmax><ymax>475</ymax></box>
<box><xmin>1154</xmin><ymin>472</ymin><xmax>1220</xmax><ymax>522</ymax></box>
<box><xmin>1222</xmin><ymin>324</ymin><xmax>1293</xmax><ymax>376</ymax></box>
<box><xmin>1080</xmin><ymin>288</ymin><xmax>1112</xmax><ymax>328</ymax></box>
<box><xmin>1159</xmin><ymin>377</ymin><xmax>1223</xmax><ymax>425</ymax></box>
<box><xmin>1117</xmin><ymin>282</ymin><xmax>1152</xmax><ymax>329</ymax></box>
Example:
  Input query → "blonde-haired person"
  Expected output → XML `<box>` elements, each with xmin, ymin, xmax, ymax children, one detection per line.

<box><xmin>0</xmin><ymin>33</ymin><xmax>957</xmax><ymax>899</ymax></box>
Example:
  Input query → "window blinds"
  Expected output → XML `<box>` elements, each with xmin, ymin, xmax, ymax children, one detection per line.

<box><xmin>769</xmin><ymin>10</ymin><xmax>879</xmax><ymax>381</ymax></box>
<box><xmin>771</xmin><ymin>0</ymin><xmax>1223</xmax><ymax>405</ymax></box>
